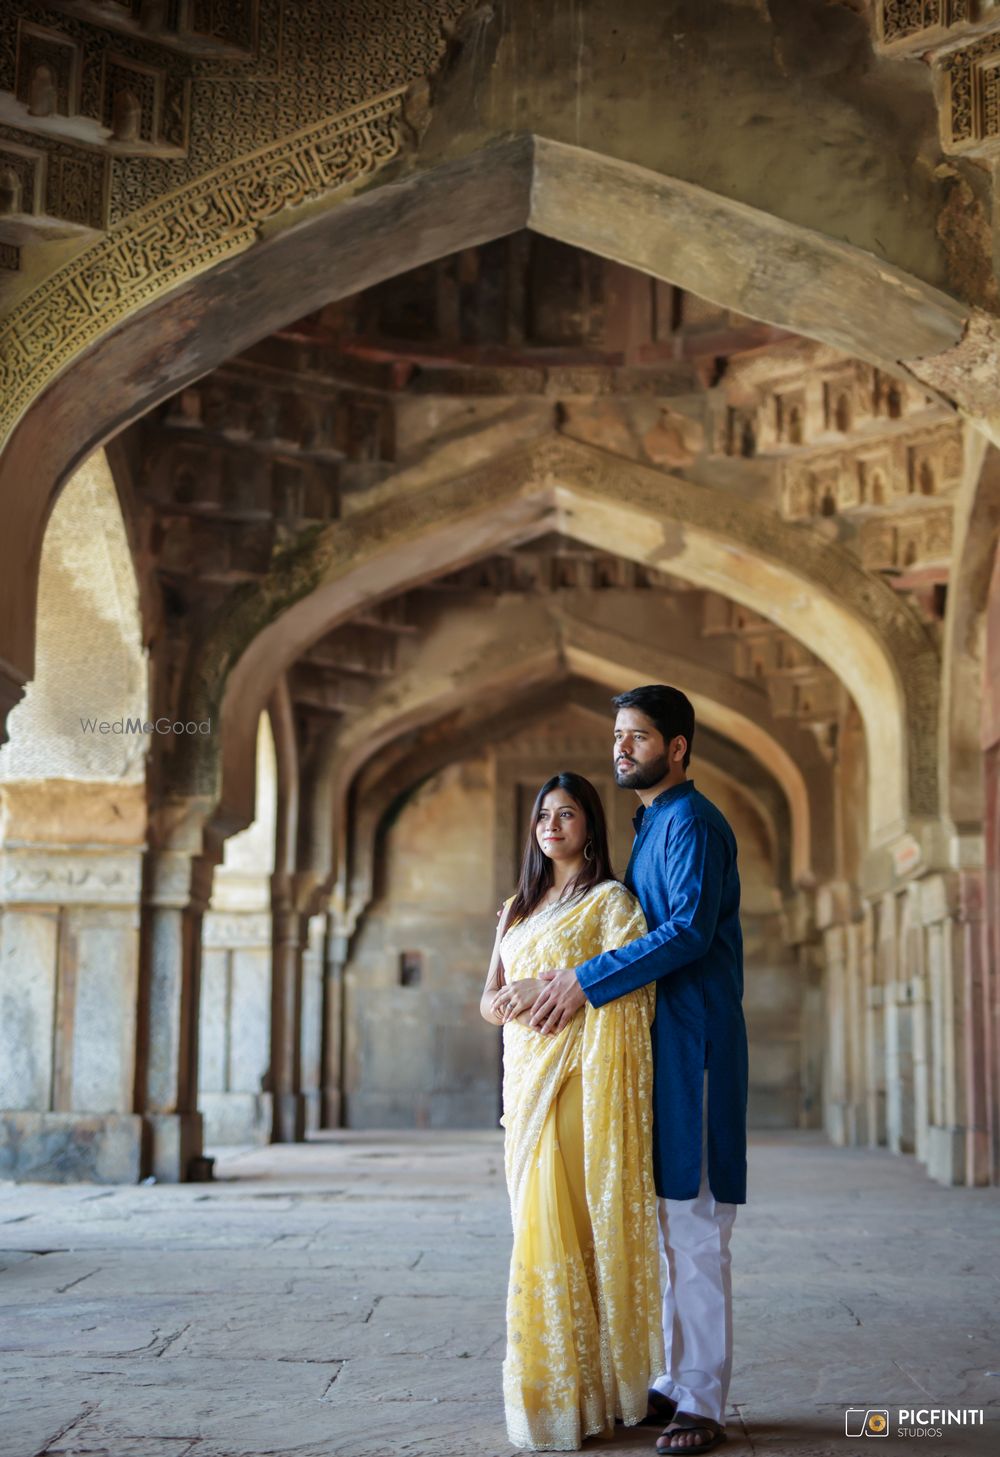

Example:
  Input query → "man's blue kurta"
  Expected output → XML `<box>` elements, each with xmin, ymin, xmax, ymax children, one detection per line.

<box><xmin>576</xmin><ymin>780</ymin><xmax>748</xmax><ymax>1203</ymax></box>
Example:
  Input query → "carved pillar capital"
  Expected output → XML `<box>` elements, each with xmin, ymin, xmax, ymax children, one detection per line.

<box><xmin>780</xmin><ymin>887</ymin><xmax>819</xmax><ymax>946</ymax></box>
<box><xmin>814</xmin><ymin>879</ymin><xmax>861</xmax><ymax>930</ymax></box>
<box><xmin>147</xmin><ymin>792</ymin><xmax>217</xmax><ymax>855</ymax></box>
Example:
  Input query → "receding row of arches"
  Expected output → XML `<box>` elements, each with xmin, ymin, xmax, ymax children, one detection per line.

<box><xmin>0</xmin><ymin>140</ymin><xmax>997</xmax><ymax>1190</ymax></box>
<box><xmin>0</xmin><ymin>415</ymin><xmax>996</xmax><ymax>1186</ymax></box>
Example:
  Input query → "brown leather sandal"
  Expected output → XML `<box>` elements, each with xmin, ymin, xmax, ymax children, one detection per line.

<box><xmin>655</xmin><ymin>1411</ymin><xmax>727</xmax><ymax>1453</ymax></box>
<box><xmin>638</xmin><ymin>1390</ymin><xmax>679</xmax><ymax>1427</ymax></box>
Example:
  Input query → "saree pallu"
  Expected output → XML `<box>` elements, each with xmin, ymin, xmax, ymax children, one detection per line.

<box><xmin>499</xmin><ymin>880</ymin><xmax>663</xmax><ymax>1451</ymax></box>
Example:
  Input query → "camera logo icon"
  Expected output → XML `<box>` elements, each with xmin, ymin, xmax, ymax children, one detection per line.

<box><xmin>845</xmin><ymin>1408</ymin><xmax>890</xmax><ymax>1438</ymax></box>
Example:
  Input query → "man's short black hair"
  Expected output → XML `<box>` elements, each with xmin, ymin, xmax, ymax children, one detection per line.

<box><xmin>612</xmin><ymin>684</ymin><xmax>695</xmax><ymax>769</ymax></box>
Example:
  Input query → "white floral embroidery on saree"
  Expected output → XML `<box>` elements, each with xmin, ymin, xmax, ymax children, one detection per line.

<box><xmin>499</xmin><ymin>880</ymin><xmax>663</xmax><ymax>1451</ymax></box>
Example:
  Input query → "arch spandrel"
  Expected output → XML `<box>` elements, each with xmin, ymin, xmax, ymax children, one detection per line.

<box><xmin>200</xmin><ymin>435</ymin><xmax>928</xmax><ymax>851</ymax></box>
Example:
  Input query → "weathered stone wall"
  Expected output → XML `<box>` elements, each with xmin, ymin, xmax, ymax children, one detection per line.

<box><xmin>0</xmin><ymin>451</ymin><xmax>147</xmax><ymax>1182</ymax></box>
<box><xmin>0</xmin><ymin>449</ymin><xmax>147</xmax><ymax>783</ymax></box>
<box><xmin>343</xmin><ymin>756</ymin><xmax>500</xmax><ymax>1129</ymax></box>
<box><xmin>820</xmin><ymin>868</ymin><xmax>992</xmax><ymax>1184</ymax></box>
<box><xmin>707</xmin><ymin>774</ymin><xmax>814</xmax><ymax>1130</ymax></box>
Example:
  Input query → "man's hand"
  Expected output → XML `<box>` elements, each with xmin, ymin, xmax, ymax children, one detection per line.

<box><xmin>528</xmin><ymin>968</ymin><xmax>586</xmax><ymax>1034</ymax></box>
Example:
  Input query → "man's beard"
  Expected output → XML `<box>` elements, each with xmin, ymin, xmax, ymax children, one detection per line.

<box><xmin>614</xmin><ymin>754</ymin><xmax>669</xmax><ymax>789</ymax></box>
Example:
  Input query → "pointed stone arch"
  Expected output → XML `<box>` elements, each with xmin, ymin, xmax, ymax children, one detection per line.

<box><xmin>292</xmin><ymin>599</ymin><xmax>832</xmax><ymax>900</ymax></box>
<box><xmin>188</xmin><ymin>436</ymin><xmax>930</xmax><ymax>854</ymax></box>
<box><xmin>0</xmin><ymin>134</ymin><xmax>970</xmax><ymax>744</ymax></box>
<box><xmin>331</xmin><ymin>675</ymin><xmax>798</xmax><ymax>947</ymax></box>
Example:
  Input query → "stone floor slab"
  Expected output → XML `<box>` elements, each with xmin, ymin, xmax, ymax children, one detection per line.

<box><xmin>0</xmin><ymin>1131</ymin><xmax>998</xmax><ymax>1456</ymax></box>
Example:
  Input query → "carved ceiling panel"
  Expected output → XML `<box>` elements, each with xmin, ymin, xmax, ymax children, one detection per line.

<box><xmin>876</xmin><ymin>1</ymin><xmax>975</xmax><ymax>52</ymax></box>
<box><xmin>874</xmin><ymin>2</ymin><xmax>1000</xmax><ymax>157</ymax></box>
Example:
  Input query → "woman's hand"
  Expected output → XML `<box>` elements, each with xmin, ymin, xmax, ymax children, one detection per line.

<box><xmin>491</xmin><ymin>977</ymin><xmax>546</xmax><ymax>1024</ymax></box>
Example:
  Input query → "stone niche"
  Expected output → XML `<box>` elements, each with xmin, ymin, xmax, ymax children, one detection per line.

<box><xmin>343</xmin><ymin>755</ymin><xmax>501</xmax><ymax>1130</ymax></box>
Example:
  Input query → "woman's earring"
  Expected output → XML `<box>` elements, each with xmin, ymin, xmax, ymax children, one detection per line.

<box><xmin>584</xmin><ymin>840</ymin><xmax>594</xmax><ymax>862</ymax></box>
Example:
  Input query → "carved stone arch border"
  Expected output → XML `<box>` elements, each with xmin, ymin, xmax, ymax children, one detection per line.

<box><xmin>0</xmin><ymin>132</ymin><xmax>973</xmax><ymax>732</ymax></box>
<box><xmin>185</xmin><ymin>435</ymin><xmax>930</xmax><ymax>857</ymax></box>
<box><xmin>0</xmin><ymin>129</ymin><xmax>967</xmax><ymax>457</ymax></box>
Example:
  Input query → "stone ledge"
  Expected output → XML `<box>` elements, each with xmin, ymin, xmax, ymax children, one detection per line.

<box><xmin>0</xmin><ymin>1110</ymin><xmax>141</xmax><ymax>1183</ymax></box>
<box><xmin>0</xmin><ymin>845</ymin><xmax>143</xmax><ymax>905</ymax></box>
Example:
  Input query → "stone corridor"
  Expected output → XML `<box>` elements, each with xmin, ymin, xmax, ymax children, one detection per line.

<box><xmin>0</xmin><ymin>1132</ymin><xmax>997</xmax><ymax>1457</ymax></box>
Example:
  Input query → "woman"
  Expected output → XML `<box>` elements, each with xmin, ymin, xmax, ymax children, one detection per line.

<box><xmin>480</xmin><ymin>772</ymin><xmax>663</xmax><ymax>1451</ymax></box>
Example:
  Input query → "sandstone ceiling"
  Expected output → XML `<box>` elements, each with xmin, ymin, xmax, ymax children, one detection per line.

<box><xmin>97</xmin><ymin>233</ymin><xmax>928</xmax><ymax>884</ymax></box>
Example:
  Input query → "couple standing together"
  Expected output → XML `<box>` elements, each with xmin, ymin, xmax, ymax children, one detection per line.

<box><xmin>481</xmin><ymin>685</ymin><xmax>748</xmax><ymax>1454</ymax></box>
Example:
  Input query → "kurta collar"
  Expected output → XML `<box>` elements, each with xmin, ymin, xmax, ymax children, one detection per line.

<box><xmin>632</xmin><ymin>779</ymin><xmax>695</xmax><ymax>831</ymax></box>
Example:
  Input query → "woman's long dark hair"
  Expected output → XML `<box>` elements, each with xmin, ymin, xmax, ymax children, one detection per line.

<box><xmin>507</xmin><ymin>772</ymin><xmax>616</xmax><ymax>927</ymax></box>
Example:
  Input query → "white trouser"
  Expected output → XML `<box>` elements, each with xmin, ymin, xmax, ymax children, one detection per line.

<box><xmin>651</xmin><ymin>1077</ymin><xmax>737</xmax><ymax>1426</ymax></box>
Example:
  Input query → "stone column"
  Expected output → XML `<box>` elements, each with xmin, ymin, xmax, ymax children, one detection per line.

<box><xmin>797</xmin><ymin>942</ymin><xmax>825</xmax><ymax>1131</ymax></box>
<box><xmin>844</xmin><ymin>919</ymin><xmax>867</xmax><ymax>1146</ymax></box>
<box><xmin>138</xmin><ymin>843</ymin><xmax>212</xmax><ymax>1180</ymax></box>
<box><xmin>869</xmin><ymin>891</ymin><xmax>896</xmax><ymax>1149</ymax></box>
<box><xmin>816</xmin><ymin>882</ymin><xmax>858</xmax><ymax>1146</ymax></box>
<box><xmin>321</xmin><ymin>918</ymin><xmax>350</xmax><ymax>1128</ymax></box>
<box><xmin>904</xmin><ymin>883</ymin><xmax>931</xmax><ymax>1169</ymax></box>
<box><xmin>917</xmin><ymin>871</ymin><xmax>989</xmax><ymax>1186</ymax></box>
<box><xmin>859</xmin><ymin>903</ymin><xmax>879</xmax><ymax>1147</ymax></box>
<box><xmin>884</xmin><ymin>971</ymin><xmax>916</xmax><ymax>1156</ymax></box>
<box><xmin>873</xmin><ymin>881</ymin><xmax>922</xmax><ymax>1160</ymax></box>
<box><xmin>821</xmin><ymin>923</ymin><xmax>847</xmax><ymax>1146</ymax></box>
<box><xmin>269</xmin><ymin>876</ymin><xmax>306</xmax><ymax>1142</ymax></box>
<box><xmin>783</xmin><ymin>890</ymin><xmax>823</xmax><ymax>1130</ymax></box>
<box><xmin>957</xmin><ymin>872</ymin><xmax>989</xmax><ymax>1184</ymax></box>
<box><xmin>300</xmin><ymin>911</ymin><xmax>327</xmax><ymax>1133</ymax></box>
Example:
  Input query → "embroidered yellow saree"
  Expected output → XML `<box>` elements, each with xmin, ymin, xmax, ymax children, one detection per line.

<box><xmin>499</xmin><ymin>880</ymin><xmax>663</xmax><ymax>1451</ymax></box>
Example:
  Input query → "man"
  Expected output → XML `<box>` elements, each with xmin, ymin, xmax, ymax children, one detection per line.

<box><xmin>529</xmin><ymin>684</ymin><xmax>748</xmax><ymax>1456</ymax></box>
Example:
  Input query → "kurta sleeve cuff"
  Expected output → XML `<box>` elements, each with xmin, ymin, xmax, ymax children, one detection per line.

<box><xmin>577</xmin><ymin>950</ymin><xmax>616</xmax><ymax>1008</ymax></box>
<box><xmin>576</xmin><ymin>816</ymin><xmax>727</xmax><ymax>1005</ymax></box>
